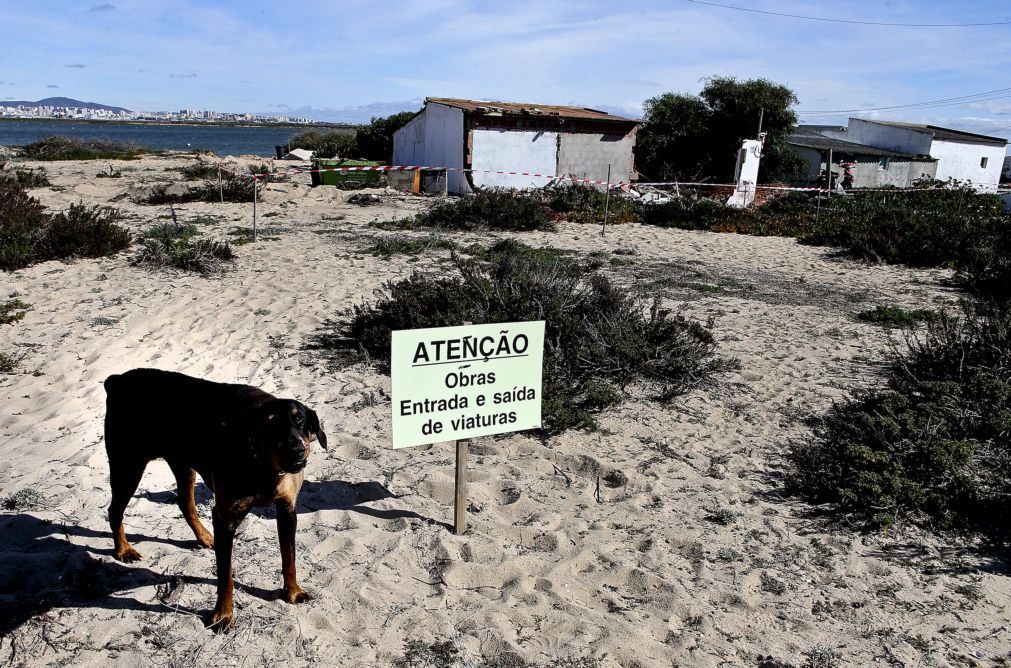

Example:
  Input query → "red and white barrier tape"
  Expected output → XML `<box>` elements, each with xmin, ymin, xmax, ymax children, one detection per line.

<box><xmin>218</xmin><ymin>163</ymin><xmax>1009</xmax><ymax>195</ymax></box>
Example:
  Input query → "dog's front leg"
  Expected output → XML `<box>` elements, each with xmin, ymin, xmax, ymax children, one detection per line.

<box><xmin>208</xmin><ymin>501</ymin><xmax>247</xmax><ymax>632</ymax></box>
<box><xmin>276</xmin><ymin>499</ymin><xmax>310</xmax><ymax>604</ymax></box>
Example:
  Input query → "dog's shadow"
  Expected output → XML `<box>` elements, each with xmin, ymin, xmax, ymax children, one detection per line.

<box><xmin>147</xmin><ymin>479</ymin><xmax>445</xmax><ymax>527</ymax></box>
<box><xmin>0</xmin><ymin>514</ymin><xmax>209</xmax><ymax>637</ymax></box>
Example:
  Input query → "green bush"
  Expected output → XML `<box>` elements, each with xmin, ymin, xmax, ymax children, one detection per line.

<box><xmin>132</xmin><ymin>223</ymin><xmax>235</xmax><ymax>274</ymax></box>
<box><xmin>414</xmin><ymin>190</ymin><xmax>556</xmax><ymax>232</ymax></box>
<box><xmin>289</xmin><ymin>129</ymin><xmax>358</xmax><ymax>159</ymax></box>
<box><xmin>5</xmin><ymin>166</ymin><xmax>51</xmax><ymax>188</ymax></box>
<box><xmin>856</xmin><ymin>305</ymin><xmax>938</xmax><ymax>329</ymax></box>
<box><xmin>1</xmin><ymin>298</ymin><xmax>30</xmax><ymax>325</ymax></box>
<box><xmin>21</xmin><ymin>136</ymin><xmax>149</xmax><ymax>160</ymax></box>
<box><xmin>137</xmin><ymin>171</ymin><xmax>259</xmax><ymax>205</ymax></box>
<box><xmin>0</xmin><ymin>178</ymin><xmax>49</xmax><ymax>270</ymax></box>
<box><xmin>789</xmin><ymin>301</ymin><xmax>1011</xmax><ymax>534</ymax></box>
<box><xmin>537</xmin><ymin>184</ymin><xmax>642</xmax><ymax>225</ymax></box>
<box><xmin>176</xmin><ymin>160</ymin><xmax>217</xmax><ymax>180</ymax></box>
<box><xmin>42</xmin><ymin>203</ymin><xmax>131</xmax><ymax>260</ymax></box>
<box><xmin>310</xmin><ymin>240</ymin><xmax>733</xmax><ymax>433</ymax></box>
<box><xmin>355</xmin><ymin>111</ymin><xmax>416</xmax><ymax>163</ymax></box>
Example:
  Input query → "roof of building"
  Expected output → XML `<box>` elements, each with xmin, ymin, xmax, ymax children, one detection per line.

<box><xmin>856</xmin><ymin>120</ymin><xmax>1007</xmax><ymax>146</ymax></box>
<box><xmin>787</xmin><ymin>129</ymin><xmax>933</xmax><ymax>159</ymax></box>
<box><xmin>425</xmin><ymin>97</ymin><xmax>640</xmax><ymax>123</ymax></box>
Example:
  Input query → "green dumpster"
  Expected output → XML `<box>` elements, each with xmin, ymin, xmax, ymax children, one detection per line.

<box><xmin>311</xmin><ymin>159</ymin><xmax>385</xmax><ymax>188</ymax></box>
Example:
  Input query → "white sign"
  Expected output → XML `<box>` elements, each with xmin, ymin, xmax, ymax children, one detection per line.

<box><xmin>391</xmin><ymin>321</ymin><xmax>545</xmax><ymax>449</ymax></box>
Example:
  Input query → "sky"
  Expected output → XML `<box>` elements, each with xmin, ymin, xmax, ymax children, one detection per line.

<box><xmin>3</xmin><ymin>0</ymin><xmax>1010</xmax><ymax>146</ymax></box>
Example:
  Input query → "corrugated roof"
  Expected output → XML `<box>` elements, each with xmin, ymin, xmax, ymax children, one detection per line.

<box><xmin>425</xmin><ymin>97</ymin><xmax>640</xmax><ymax>123</ymax></box>
<box><xmin>860</xmin><ymin>120</ymin><xmax>1007</xmax><ymax>146</ymax></box>
<box><xmin>787</xmin><ymin>130</ymin><xmax>934</xmax><ymax>159</ymax></box>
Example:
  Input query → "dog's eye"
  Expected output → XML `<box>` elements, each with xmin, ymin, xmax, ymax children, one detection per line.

<box><xmin>294</xmin><ymin>415</ymin><xmax>305</xmax><ymax>426</ymax></box>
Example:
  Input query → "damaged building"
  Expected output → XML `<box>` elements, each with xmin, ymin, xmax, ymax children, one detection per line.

<box><xmin>392</xmin><ymin>97</ymin><xmax>640</xmax><ymax>194</ymax></box>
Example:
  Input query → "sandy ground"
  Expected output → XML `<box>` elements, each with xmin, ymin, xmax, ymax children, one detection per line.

<box><xmin>1</xmin><ymin>153</ymin><xmax>1008</xmax><ymax>667</ymax></box>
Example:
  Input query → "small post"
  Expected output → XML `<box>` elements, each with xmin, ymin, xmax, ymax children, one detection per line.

<box><xmin>826</xmin><ymin>148</ymin><xmax>833</xmax><ymax>199</ymax></box>
<box><xmin>453</xmin><ymin>437</ymin><xmax>469</xmax><ymax>535</ymax></box>
<box><xmin>757</xmin><ymin>108</ymin><xmax>764</xmax><ymax>136</ymax></box>
<box><xmin>218</xmin><ymin>165</ymin><xmax>224</xmax><ymax>204</ymax></box>
<box><xmin>453</xmin><ymin>320</ymin><xmax>473</xmax><ymax>536</ymax></box>
<box><xmin>601</xmin><ymin>164</ymin><xmax>612</xmax><ymax>237</ymax></box>
<box><xmin>252</xmin><ymin>176</ymin><xmax>257</xmax><ymax>242</ymax></box>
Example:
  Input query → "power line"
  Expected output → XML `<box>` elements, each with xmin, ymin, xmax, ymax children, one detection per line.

<box><xmin>686</xmin><ymin>0</ymin><xmax>1011</xmax><ymax>27</ymax></box>
<box><xmin>798</xmin><ymin>87</ymin><xmax>1011</xmax><ymax>115</ymax></box>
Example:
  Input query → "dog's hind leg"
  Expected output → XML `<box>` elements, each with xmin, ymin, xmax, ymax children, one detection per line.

<box><xmin>108</xmin><ymin>458</ymin><xmax>146</xmax><ymax>563</ymax></box>
<box><xmin>170</xmin><ymin>463</ymin><xmax>214</xmax><ymax>549</ymax></box>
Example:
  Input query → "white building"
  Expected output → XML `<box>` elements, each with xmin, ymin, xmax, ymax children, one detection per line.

<box><xmin>393</xmin><ymin>97</ymin><xmax>640</xmax><ymax>194</ymax></box>
<box><xmin>813</xmin><ymin>119</ymin><xmax>1006</xmax><ymax>191</ymax></box>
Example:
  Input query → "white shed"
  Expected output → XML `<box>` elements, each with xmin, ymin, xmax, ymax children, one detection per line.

<box><xmin>843</xmin><ymin>119</ymin><xmax>1007</xmax><ymax>191</ymax></box>
<box><xmin>393</xmin><ymin>98</ymin><xmax>640</xmax><ymax>194</ymax></box>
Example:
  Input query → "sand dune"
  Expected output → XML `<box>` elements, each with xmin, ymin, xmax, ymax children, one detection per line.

<box><xmin>1</xmin><ymin>154</ymin><xmax>1007</xmax><ymax>667</ymax></box>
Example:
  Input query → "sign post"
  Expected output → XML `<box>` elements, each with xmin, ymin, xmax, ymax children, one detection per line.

<box><xmin>391</xmin><ymin>321</ymin><xmax>545</xmax><ymax>533</ymax></box>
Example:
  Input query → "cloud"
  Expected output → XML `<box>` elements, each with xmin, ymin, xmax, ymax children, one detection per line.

<box><xmin>169</xmin><ymin>71</ymin><xmax>198</xmax><ymax>79</ymax></box>
<box><xmin>65</xmin><ymin>63</ymin><xmax>86</xmax><ymax>69</ymax></box>
<box><xmin>46</xmin><ymin>84</ymin><xmax>59</xmax><ymax>89</ymax></box>
<box><xmin>90</xmin><ymin>3</ymin><xmax>114</xmax><ymax>11</ymax></box>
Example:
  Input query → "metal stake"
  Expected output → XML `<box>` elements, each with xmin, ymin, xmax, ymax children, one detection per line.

<box><xmin>252</xmin><ymin>177</ymin><xmax>257</xmax><ymax>242</ymax></box>
<box><xmin>218</xmin><ymin>165</ymin><xmax>223</xmax><ymax>204</ymax></box>
<box><xmin>453</xmin><ymin>320</ymin><xmax>473</xmax><ymax>535</ymax></box>
<box><xmin>601</xmin><ymin>164</ymin><xmax>612</xmax><ymax>237</ymax></box>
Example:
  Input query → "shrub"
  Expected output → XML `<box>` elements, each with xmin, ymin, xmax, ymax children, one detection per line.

<box><xmin>136</xmin><ymin>171</ymin><xmax>259</xmax><ymax>205</ymax></box>
<box><xmin>0</xmin><ymin>351</ymin><xmax>19</xmax><ymax>374</ymax></box>
<box><xmin>5</xmin><ymin>166</ymin><xmax>51</xmax><ymax>188</ymax></box>
<box><xmin>21</xmin><ymin>136</ymin><xmax>148</xmax><ymax>160</ymax></box>
<box><xmin>0</xmin><ymin>178</ymin><xmax>49</xmax><ymax>270</ymax></box>
<box><xmin>538</xmin><ymin>184</ymin><xmax>642</xmax><ymax>225</ymax></box>
<box><xmin>789</xmin><ymin>301</ymin><xmax>1011</xmax><ymax>534</ymax></box>
<box><xmin>289</xmin><ymin>129</ymin><xmax>358</xmax><ymax>159</ymax></box>
<box><xmin>42</xmin><ymin>203</ymin><xmax>131</xmax><ymax>260</ymax></box>
<box><xmin>414</xmin><ymin>190</ymin><xmax>556</xmax><ymax>232</ymax></box>
<box><xmin>367</xmin><ymin>234</ymin><xmax>458</xmax><ymax>259</ymax></box>
<box><xmin>856</xmin><ymin>305</ymin><xmax>938</xmax><ymax>329</ymax></box>
<box><xmin>95</xmin><ymin>164</ymin><xmax>122</xmax><ymax>178</ymax></box>
<box><xmin>355</xmin><ymin>111</ymin><xmax>416</xmax><ymax>163</ymax></box>
<box><xmin>310</xmin><ymin>240</ymin><xmax>733</xmax><ymax>433</ymax></box>
<box><xmin>176</xmin><ymin>160</ymin><xmax>218</xmax><ymax>180</ymax></box>
<box><xmin>132</xmin><ymin>223</ymin><xmax>234</xmax><ymax>274</ymax></box>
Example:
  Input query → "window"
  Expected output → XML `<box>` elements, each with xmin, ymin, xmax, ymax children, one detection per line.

<box><xmin>981</xmin><ymin>157</ymin><xmax>989</xmax><ymax>169</ymax></box>
<box><xmin>878</xmin><ymin>157</ymin><xmax>890</xmax><ymax>171</ymax></box>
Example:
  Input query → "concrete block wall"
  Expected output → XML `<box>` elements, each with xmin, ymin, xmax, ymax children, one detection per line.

<box><xmin>556</xmin><ymin>132</ymin><xmax>636</xmax><ymax>184</ymax></box>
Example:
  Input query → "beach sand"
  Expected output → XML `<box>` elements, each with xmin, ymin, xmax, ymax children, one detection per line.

<box><xmin>1</xmin><ymin>153</ymin><xmax>1008</xmax><ymax>667</ymax></box>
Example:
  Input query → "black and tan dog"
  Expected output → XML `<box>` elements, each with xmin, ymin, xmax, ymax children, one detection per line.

<box><xmin>103</xmin><ymin>368</ymin><xmax>327</xmax><ymax>631</ymax></box>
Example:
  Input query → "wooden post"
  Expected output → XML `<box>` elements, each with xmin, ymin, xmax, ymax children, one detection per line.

<box><xmin>453</xmin><ymin>320</ymin><xmax>472</xmax><ymax>535</ymax></box>
<box><xmin>453</xmin><ymin>437</ymin><xmax>469</xmax><ymax>535</ymax></box>
<box><xmin>413</xmin><ymin>169</ymin><xmax>422</xmax><ymax>195</ymax></box>
<box><xmin>826</xmin><ymin>148</ymin><xmax>833</xmax><ymax>199</ymax></box>
<box><xmin>601</xmin><ymin>164</ymin><xmax>612</xmax><ymax>237</ymax></box>
<box><xmin>252</xmin><ymin>176</ymin><xmax>257</xmax><ymax>242</ymax></box>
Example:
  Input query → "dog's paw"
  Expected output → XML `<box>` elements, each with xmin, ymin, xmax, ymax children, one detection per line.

<box><xmin>283</xmin><ymin>585</ymin><xmax>311</xmax><ymax>604</ymax></box>
<box><xmin>115</xmin><ymin>546</ymin><xmax>143</xmax><ymax>563</ymax></box>
<box><xmin>196</xmin><ymin>532</ymin><xmax>214</xmax><ymax>549</ymax></box>
<box><xmin>207</xmin><ymin>607</ymin><xmax>235</xmax><ymax>633</ymax></box>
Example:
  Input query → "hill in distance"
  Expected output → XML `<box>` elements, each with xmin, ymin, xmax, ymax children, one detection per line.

<box><xmin>2</xmin><ymin>97</ymin><xmax>130</xmax><ymax>113</ymax></box>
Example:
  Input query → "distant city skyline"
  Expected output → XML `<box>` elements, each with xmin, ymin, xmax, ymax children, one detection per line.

<box><xmin>3</xmin><ymin>1</ymin><xmax>1010</xmax><ymax>146</ymax></box>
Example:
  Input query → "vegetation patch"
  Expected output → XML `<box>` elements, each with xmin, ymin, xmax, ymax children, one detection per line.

<box><xmin>0</xmin><ymin>351</ymin><xmax>19</xmax><ymax>374</ymax></box>
<box><xmin>1</xmin><ymin>165</ymin><xmax>51</xmax><ymax>188</ymax></box>
<box><xmin>227</xmin><ymin>227</ymin><xmax>279</xmax><ymax>245</ymax></box>
<box><xmin>309</xmin><ymin>239</ymin><xmax>734</xmax><ymax>433</ymax></box>
<box><xmin>538</xmin><ymin>184</ymin><xmax>641</xmax><ymax>225</ymax></box>
<box><xmin>175</xmin><ymin>159</ymin><xmax>219</xmax><ymax>181</ymax></box>
<box><xmin>367</xmin><ymin>234</ymin><xmax>459</xmax><ymax>259</ymax></box>
<box><xmin>96</xmin><ymin>164</ymin><xmax>122</xmax><ymax>178</ymax></box>
<box><xmin>789</xmin><ymin>301</ymin><xmax>1011</xmax><ymax>535</ymax></box>
<box><xmin>136</xmin><ymin>170</ymin><xmax>260</xmax><ymax>205</ymax></box>
<box><xmin>1</xmin><ymin>178</ymin><xmax>131</xmax><ymax>270</ymax></box>
<box><xmin>1</xmin><ymin>298</ymin><xmax>31</xmax><ymax>325</ymax></box>
<box><xmin>856</xmin><ymin>304</ymin><xmax>938</xmax><ymax>329</ymax></box>
<box><xmin>132</xmin><ymin>222</ymin><xmax>235</xmax><ymax>274</ymax></box>
<box><xmin>288</xmin><ymin>128</ymin><xmax>358</xmax><ymax>160</ymax></box>
<box><xmin>413</xmin><ymin>190</ymin><xmax>556</xmax><ymax>232</ymax></box>
<box><xmin>20</xmin><ymin>136</ymin><xmax>151</xmax><ymax>161</ymax></box>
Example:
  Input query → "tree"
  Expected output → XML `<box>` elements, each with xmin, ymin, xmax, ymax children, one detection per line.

<box><xmin>635</xmin><ymin>76</ymin><xmax>804</xmax><ymax>183</ymax></box>
<box><xmin>355</xmin><ymin>111</ymin><xmax>418</xmax><ymax>163</ymax></box>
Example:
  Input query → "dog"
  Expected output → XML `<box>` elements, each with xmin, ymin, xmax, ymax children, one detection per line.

<box><xmin>103</xmin><ymin>368</ymin><xmax>327</xmax><ymax>631</ymax></box>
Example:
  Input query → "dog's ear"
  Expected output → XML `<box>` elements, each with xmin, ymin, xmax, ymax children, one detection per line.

<box><xmin>306</xmin><ymin>408</ymin><xmax>328</xmax><ymax>449</ymax></box>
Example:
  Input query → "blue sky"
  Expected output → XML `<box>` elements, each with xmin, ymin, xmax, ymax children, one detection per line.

<box><xmin>3</xmin><ymin>0</ymin><xmax>1010</xmax><ymax>143</ymax></box>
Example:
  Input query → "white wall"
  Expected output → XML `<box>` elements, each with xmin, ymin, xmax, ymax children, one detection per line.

<box><xmin>471</xmin><ymin>129</ymin><xmax>558</xmax><ymax>189</ymax></box>
<box><xmin>392</xmin><ymin>102</ymin><xmax>467</xmax><ymax>193</ymax></box>
<box><xmin>930</xmin><ymin>140</ymin><xmax>1005</xmax><ymax>191</ymax></box>
<box><xmin>846</xmin><ymin>119</ymin><xmax>933</xmax><ymax>155</ymax></box>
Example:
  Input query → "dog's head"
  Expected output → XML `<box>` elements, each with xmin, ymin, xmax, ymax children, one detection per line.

<box><xmin>250</xmin><ymin>400</ymin><xmax>328</xmax><ymax>475</ymax></box>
